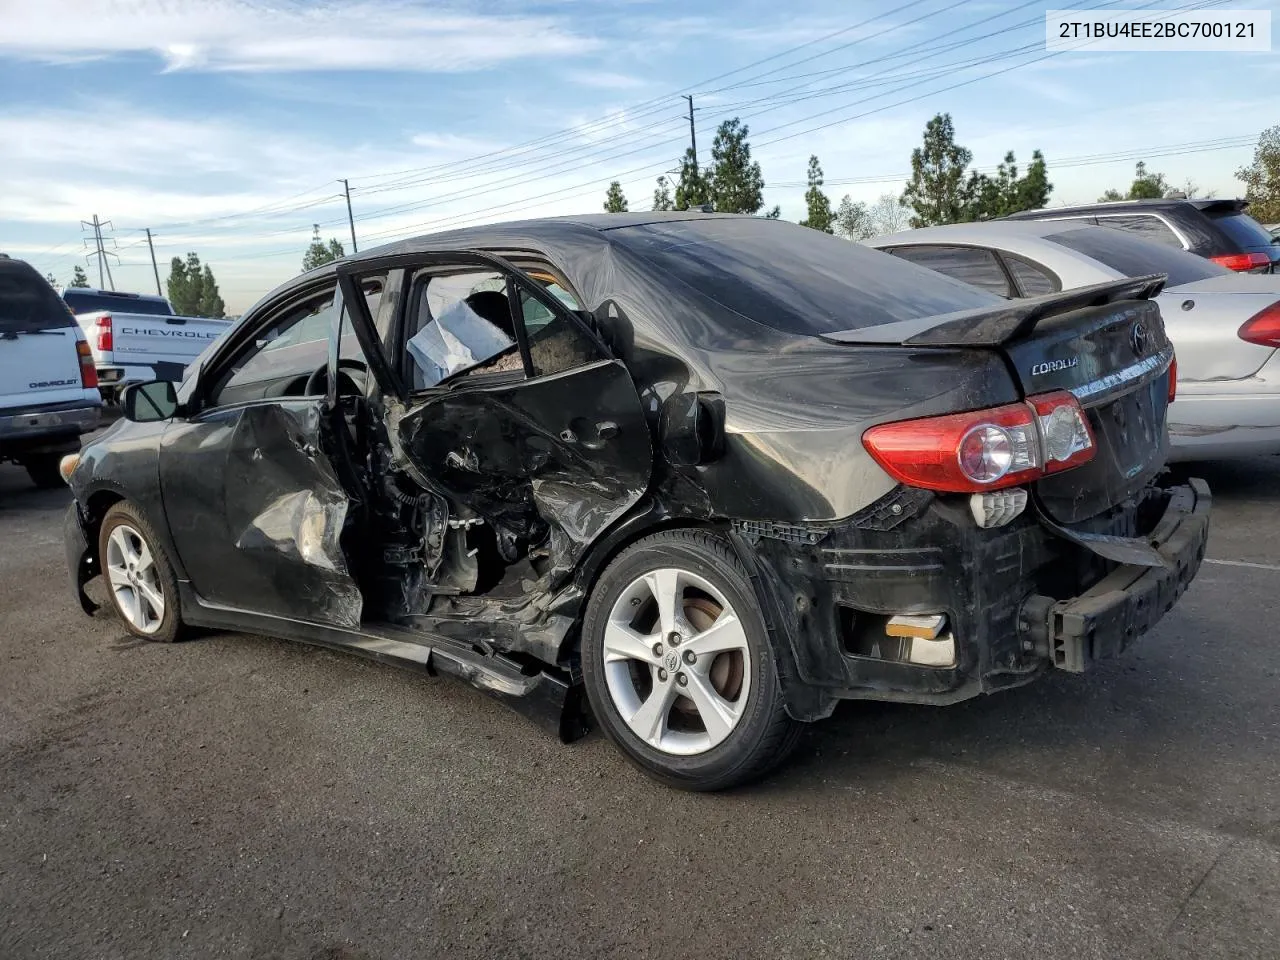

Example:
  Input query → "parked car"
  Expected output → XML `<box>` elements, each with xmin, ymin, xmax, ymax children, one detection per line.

<box><xmin>61</xmin><ymin>288</ymin><xmax>230</xmax><ymax>401</ymax></box>
<box><xmin>0</xmin><ymin>255</ymin><xmax>102</xmax><ymax>488</ymax></box>
<box><xmin>869</xmin><ymin>220</ymin><xmax>1280</xmax><ymax>461</ymax></box>
<box><xmin>1005</xmin><ymin>198</ymin><xmax>1280</xmax><ymax>274</ymax></box>
<box><xmin>62</xmin><ymin>214</ymin><xmax>1207</xmax><ymax>790</ymax></box>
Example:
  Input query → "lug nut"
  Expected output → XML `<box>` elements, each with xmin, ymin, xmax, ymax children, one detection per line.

<box><xmin>669</xmin><ymin>631</ymin><xmax>681</xmax><ymax>646</ymax></box>
<box><xmin>682</xmin><ymin>650</ymin><xmax>695</xmax><ymax>665</ymax></box>
<box><xmin>658</xmin><ymin>668</ymin><xmax>668</xmax><ymax>682</ymax></box>
<box><xmin>676</xmin><ymin>673</ymin><xmax>688</xmax><ymax>686</ymax></box>
<box><xmin>652</xmin><ymin>642</ymin><xmax>663</xmax><ymax>658</ymax></box>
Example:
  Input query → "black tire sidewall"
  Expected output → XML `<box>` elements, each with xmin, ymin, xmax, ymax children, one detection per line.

<box><xmin>23</xmin><ymin>454</ymin><xmax>63</xmax><ymax>489</ymax></box>
<box><xmin>581</xmin><ymin>530</ymin><xmax>788</xmax><ymax>789</ymax></box>
<box><xmin>98</xmin><ymin>502</ymin><xmax>182</xmax><ymax>642</ymax></box>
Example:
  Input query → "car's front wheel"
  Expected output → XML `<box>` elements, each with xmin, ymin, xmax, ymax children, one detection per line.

<box><xmin>98</xmin><ymin>501</ymin><xmax>183</xmax><ymax>642</ymax></box>
<box><xmin>581</xmin><ymin>529</ymin><xmax>802</xmax><ymax>791</ymax></box>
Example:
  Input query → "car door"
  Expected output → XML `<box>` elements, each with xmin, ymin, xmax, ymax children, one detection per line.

<box><xmin>158</xmin><ymin>278</ymin><xmax>369</xmax><ymax>628</ymax></box>
<box><xmin>336</xmin><ymin>251</ymin><xmax>653</xmax><ymax>577</ymax></box>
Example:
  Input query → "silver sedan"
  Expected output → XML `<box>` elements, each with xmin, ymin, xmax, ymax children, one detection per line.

<box><xmin>869</xmin><ymin>220</ymin><xmax>1280</xmax><ymax>461</ymax></box>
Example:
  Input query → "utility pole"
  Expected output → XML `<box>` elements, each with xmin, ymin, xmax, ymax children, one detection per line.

<box><xmin>144</xmin><ymin>228</ymin><xmax>162</xmax><ymax>296</ymax></box>
<box><xmin>80</xmin><ymin>215</ymin><xmax>117</xmax><ymax>291</ymax></box>
<box><xmin>342</xmin><ymin>178</ymin><xmax>358</xmax><ymax>253</ymax></box>
<box><xmin>682</xmin><ymin>95</ymin><xmax>698</xmax><ymax>168</ymax></box>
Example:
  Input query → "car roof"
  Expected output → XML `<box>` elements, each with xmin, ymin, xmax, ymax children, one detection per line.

<box><xmin>870</xmin><ymin>218</ymin><xmax>1097</xmax><ymax>248</ymax></box>
<box><xmin>61</xmin><ymin>287</ymin><xmax>169</xmax><ymax>301</ymax></box>
<box><xmin>1005</xmin><ymin>197</ymin><xmax>1248</xmax><ymax>218</ymax></box>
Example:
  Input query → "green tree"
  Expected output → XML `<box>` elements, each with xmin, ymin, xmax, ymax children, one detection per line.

<box><xmin>45</xmin><ymin>272</ymin><xmax>58</xmax><ymax>287</ymax></box>
<box><xmin>833</xmin><ymin>195</ymin><xmax>873</xmax><ymax>240</ymax></box>
<box><xmin>1237</xmin><ymin>124</ymin><xmax>1280</xmax><ymax>223</ymax></box>
<box><xmin>1016</xmin><ymin>150</ymin><xmax>1052</xmax><ymax>211</ymax></box>
<box><xmin>763</xmin><ymin>206</ymin><xmax>782</xmax><ymax>219</ymax></box>
<box><xmin>1128</xmin><ymin>161</ymin><xmax>1170</xmax><ymax>200</ymax></box>
<box><xmin>901</xmin><ymin>113</ymin><xmax>977</xmax><ymax>227</ymax></box>
<box><xmin>652</xmin><ymin>175</ymin><xmax>674</xmax><ymax>212</ymax></box>
<box><xmin>967</xmin><ymin>150</ymin><xmax>1053</xmax><ymax>220</ymax></box>
<box><xmin>302</xmin><ymin>224</ymin><xmax>345</xmax><ymax>272</ymax></box>
<box><xmin>799</xmin><ymin>155</ymin><xmax>835</xmax><ymax>232</ymax></box>
<box><xmin>167</xmin><ymin>252</ymin><xmax>225</xmax><ymax>318</ymax></box>
<box><xmin>674</xmin><ymin>148</ymin><xmax>710</xmax><ymax>210</ymax></box>
<box><xmin>1098</xmin><ymin>188</ymin><xmax>1125</xmax><ymax>202</ymax></box>
<box><xmin>603</xmin><ymin>181</ymin><xmax>629</xmax><ymax>213</ymax></box>
<box><xmin>70</xmin><ymin>265</ymin><xmax>89</xmax><ymax>288</ymax></box>
<box><xmin>708</xmin><ymin>118</ymin><xmax>765</xmax><ymax>215</ymax></box>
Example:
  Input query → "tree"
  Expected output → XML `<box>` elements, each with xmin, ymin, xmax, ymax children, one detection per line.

<box><xmin>707</xmin><ymin>118</ymin><xmax>765</xmax><ymax>215</ymax></box>
<box><xmin>869</xmin><ymin>193</ymin><xmax>909</xmax><ymax>235</ymax></box>
<box><xmin>1237</xmin><ymin>124</ymin><xmax>1280</xmax><ymax>223</ymax></box>
<box><xmin>603</xmin><ymin>181</ymin><xmax>629</xmax><ymax>213</ymax></box>
<box><xmin>302</xmin><ymin>224</ymin><xmax>345</xmax><ymax>272</ymax></box>
<box><xmin>674</xmin><ymin>147</ymin><xmax>710</xmax><ymax>210</ymax></box>
<box><xmin>901</xmin><ymin>113</ymin><xmax>977</xmax><ymax>227</ymax></box>
<box><xmin>167</xmin><ymin>252</ymin><xmax>225</xmax><ymax>318</ymax></box>
<box><xmin>799</xmin><ymin>155</ymin><xmax>835</xmax><ymax>233</ymax></box>
<box><xmin>763</xmin><ymin>206</ymin><xmax>781</xmax><ymax>219</ymax></box>
<box><xmin>834</xmin><ymin>196</ymin><xmax>873</xmax><ymax>240</ymax></box>
<box><xmin>1098</xmin><ymin>188</ymin><xmax>1125</xmax><ymax>202</ymax></box>
<box><xmin>1128</xmin><ymin>161</ymin><xmax>1170</xmax><ymax>200</ymax></box>
<box><xmin>967</xmin><ymin>149</ymin><xmax>1053</xmax><ymax>220</ymax></box>
<box><xmin>45</xmin><ymin>272</ymin><xmax>58</xmax><ymax>287</ymax></box>
<box><xmin>652</xmin><ymin>175</ymin><xmax>674</xmax><ymax>212</ymax></box>
<box><xmin>70</xmin><ymin>265</ymin><xmax>89</xmax><ymax>288</ymax></box>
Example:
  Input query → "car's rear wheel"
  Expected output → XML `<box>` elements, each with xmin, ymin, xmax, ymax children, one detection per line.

<box><xmin>23</xmin><ymin>454</ymin><xmax>64</xmax><ymax>490</ymax></box>
<box><xmin>581</xmin><ymin>529</ymin><xmax>802</xmax><ymax>791</ymax></box>
<box><xmin>98</xmin><ymin>502</ymin><xmax>183</xmax><ymax>642</ymax></box>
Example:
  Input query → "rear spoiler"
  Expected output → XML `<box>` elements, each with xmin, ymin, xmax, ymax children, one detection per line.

<box><xmin>821</xmin><ymin>274</ymin><xmax>1166</xmax><ymax>347</ymax></box>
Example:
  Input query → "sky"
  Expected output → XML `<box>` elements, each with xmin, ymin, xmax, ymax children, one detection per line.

<box><xmin>1</xmin><ymin>0</ymin><xmax>1277</xmax><ymax>313</ymax></box>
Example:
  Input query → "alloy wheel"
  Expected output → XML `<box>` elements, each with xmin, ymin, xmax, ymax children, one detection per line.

<box><xmin>104</xmin><ymin>523</ymin><xmax>166</xmax><ymax>634</ymax></box>
<box><xmin>602</xmin><ymin>567</ymin><xmax>752</xmax><ymax>756</ymax></box>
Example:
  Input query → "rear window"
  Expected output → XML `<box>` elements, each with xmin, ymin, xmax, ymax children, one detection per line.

<box><xmin>0</xmin><ymin>261</ymin><xmax>75</xmax><ymax>333</ymax></box>
<box><xmin>62</xmin><ymin>290</ymin><xmax>174</xmax><ymax>317</ymax></box>
<box><xmin>1206</xmin><ymin>211</ymin><xmax>1278</xmax><ymax>251</ymax></box>
<box><xmin>610</xmin><ymin>218</ymin><xmax>1000</xmax><ymax>334</ymax></box>
<box><xmin>1046</xmin><ymin>226</ymin><xmax>1229</xmax><ymax>287</ymax></box>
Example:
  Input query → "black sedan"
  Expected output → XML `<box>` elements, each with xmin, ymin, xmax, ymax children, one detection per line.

<box><xmin>62</xmin><ymin>213</ymin><xmax>1209</xmax><ymax>790</ymax></box>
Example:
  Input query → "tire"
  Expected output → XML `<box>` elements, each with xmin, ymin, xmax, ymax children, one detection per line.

<box><xmin>98</xmin><ymin>501</ymin><xmax>184</xmax><ymax>642</ymax></box>
<box><xmin>581</xmin><ymin>528</ymin><xmax>803</xmax><ymax>791</ymax></box>
<box><xmin>23</xmin><ymin>454</ymin><xmax>64</xmax><ymax>490</ymax></box>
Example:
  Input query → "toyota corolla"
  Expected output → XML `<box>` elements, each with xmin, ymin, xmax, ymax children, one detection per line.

<box><xmin>62</xmin><ymin>213</ymin><xmax>1209</xmax><ymax>790</ymax></box>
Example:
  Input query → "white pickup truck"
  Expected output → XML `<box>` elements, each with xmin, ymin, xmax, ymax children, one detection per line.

<box><xmin>61</xmin><ymin>288</ymin><xmax>231</xmax><ymax>400</ymax></box>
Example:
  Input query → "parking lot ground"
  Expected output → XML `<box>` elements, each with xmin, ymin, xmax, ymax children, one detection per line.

<box><xmin>1</xmin><ymin>456</ymin><xmax>1278</xmax><ymax>960</ymax></box>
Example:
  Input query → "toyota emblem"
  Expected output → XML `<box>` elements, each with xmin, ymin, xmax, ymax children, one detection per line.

<box><xmin>1130</xmin><ymin>322</ymin><xmax>1148</xmax><ymax>355</ymax></box>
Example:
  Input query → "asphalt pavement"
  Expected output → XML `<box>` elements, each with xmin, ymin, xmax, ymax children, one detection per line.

<box><xmin>1</xmin><ymin>452</ymin><xmax>1278</xmax><ymax>960</ymax></box>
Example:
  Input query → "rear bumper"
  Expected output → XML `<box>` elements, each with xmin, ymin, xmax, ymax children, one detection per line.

<box><xmin>1168</xmin><ymin>392</ymin><xmax>1280</xmax><ymax>460</ymax></box>
<box><xmin>1020</xmin><ymin>479</ymin><xmax>1210</xmax><ymax>672</ymax></box>
<box><xmin>733</xmin><ymin>477</ymin><xmax>1210</xmax><ymax>719</ymax></box>
<box><xmin>0</xmin><ymin>401</ymin><xmax>100</xmax><ymax>457</ymax></box>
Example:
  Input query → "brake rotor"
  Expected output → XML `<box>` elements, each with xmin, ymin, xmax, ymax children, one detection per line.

<box><xmin>673</xmin><ymin>596</ymin><xmax>745</xmax><ymax>726</ymax></box>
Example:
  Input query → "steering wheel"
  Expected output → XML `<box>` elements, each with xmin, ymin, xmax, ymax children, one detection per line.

<box><xmin>304</xmin><ymin>358</ymin><xmax>367</xmax><ymax>398</ymax></box>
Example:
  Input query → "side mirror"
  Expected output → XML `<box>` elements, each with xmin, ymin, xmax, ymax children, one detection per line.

<box><xmin>121</xmin><ymin>380</ymin><xmax>179</xmax><ymax>423</ymax></box>
<box><xmin>659</xmin><ymin>392</ymin><xmax>725</xmax><ymax>467</ymax></box>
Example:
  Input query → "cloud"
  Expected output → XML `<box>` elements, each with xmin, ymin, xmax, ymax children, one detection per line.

<box><xmin>562</xmin><ymin>69</ymin><xmax>649</xmax><ymax>90</ymax></box>
<box><xmin>0</xmin><ymin>0</ymin><xmax>599</xmax><ymax>73</ymax></box>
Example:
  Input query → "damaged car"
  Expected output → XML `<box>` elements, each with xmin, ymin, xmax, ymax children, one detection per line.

<box><xmin>62</xmin><ymin>213</ymin><xmax>1209</xmax><ymax>791</ymax></box>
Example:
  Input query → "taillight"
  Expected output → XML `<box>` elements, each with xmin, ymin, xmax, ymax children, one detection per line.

<box><xmin>1210</xmin><ymin>251</ymin><xmax>1271</xmax><ymax>273</ymax></box>
<box><xmin>862</xmin><ymin>391</ymin><xmax>1095</xmax><ymax>494</ymax></box>
<box><xmin>94</xmin><ymin>314</ymin><xmax>113</xmax><ymax>352</ymax></box>
<box><xmin>1168</xmin><ymin>355</ymin><xmax>1177</xmax><ymax>403</ymax></box>
<box><xmin>1239</xmin><ymin>301</ymin><xmax>1280</xmax><ymax>347</ymax></box>
<box><xmin>76</xmin><ymin>339</ymin><xmax>98</xmax><ymax>389</ymax></box>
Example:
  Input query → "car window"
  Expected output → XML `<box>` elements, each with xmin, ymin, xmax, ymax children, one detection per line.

<box><xmin>336</xmin><ymin>276</ymin><xmax>383</xmax><ymax>367</ymax></box>
<box><xmin>1046</xmin><ymin>226</ymin><xmax>1230</xmax><ymax>286</ymax></box>
<box><xmin>1095</xmin><ymin>214</ymin><xmax>1184</xmax><ymax>249</ymax></box>
<box><xmin>406</xmin><ymin>271</ymin><xmax>520</xmax><ymax>389</ymax></box>
<box><xmin>517</xmin><ymin>287</ymin><xmax>603</xmax><ymax>377</ymax></box>
<box><xmin>0</xmin><ymin>260</ymin><xmax>76</xmax><ymax>333</ymax></box>
<box><xmin>1206</xmin><ymin>210</ymin><xmax>1278</xmax><ymax>250</ymax></box>
<box><xmin>888</xmin><ymin>245</ymin><xmax>1013</xmax><ymax>298</ymax></box>
<box><xmin>1003</xmin><ymin>254</ymin><xmax>1059</xmax><ymax>297</ymax></box>
<box><xmin>611</xmin><ymin>218</ymin><xmax>1000</xmax><ymax>335</ymax></box>
<box><xmin>211</xmin><ymin>286</ymin><xmax>338</xmax><ymax>406</ymax></box>
<box><xmin>62</xmin><ymin>290</ymin><xmax>175</xmax><ymax>316</ymax></box>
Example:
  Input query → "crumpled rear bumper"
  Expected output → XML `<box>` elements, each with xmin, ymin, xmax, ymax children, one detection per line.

<box><xmin>1021</xmin><ymin>478</ymin><xmax>1210</xmax><ymax>672</ymax></box>
<box><xmin>64</xmin><ymin>502</ymin><xmax>99</xmax><ymax>615</ymax></box>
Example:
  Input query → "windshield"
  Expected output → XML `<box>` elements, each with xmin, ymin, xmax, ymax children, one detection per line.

<box><xmin>610</xmin><ymin>217</ymin><xmax>1001</xmax><ymax>335</ymax></box>
<box><xmin>1047</xmin><ymin>226</ymin><xmax>1229</xmax><ymax>286</ymax></box>
<box><xmin>0</xmin><ymin>261</ymin><xmax>76</xmax><ymax>333</ymax></box>
<box><xmin>1207</xmin><ymin>211</ymin><xmax>1279</xmax><ymax>251</ymax></box>
<box><xmin>62</xmin><ymin>290</ymin><xmax>175</xmax><ymax>316</ymax></box>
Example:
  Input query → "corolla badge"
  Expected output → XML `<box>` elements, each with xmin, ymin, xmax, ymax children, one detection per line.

<box><xmin>1029</xmin><ymin>357</ymin><xmax>1079</xmax><ymax>376</ymax></box>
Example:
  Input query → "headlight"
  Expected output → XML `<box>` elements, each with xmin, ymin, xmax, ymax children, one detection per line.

<box><xmin>58</xmin><ymin>454</ymin><xmax>80</xmax><ymax>485</ymax></box>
